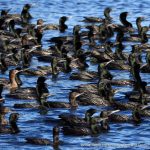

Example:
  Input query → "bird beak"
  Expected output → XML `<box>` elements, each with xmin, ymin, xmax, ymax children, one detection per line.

<box><xmin>28</xmin><ymin>36</ymin><xmax>37</xmax><ymax>40</ymax></box>
<box><xmin>140</xmin><ymin>64</ymin><xmax>147</xmax><ymax>69</ymax></box>
<box><xmin>105</xmin><ymin>60</ymin><xmax>114</xmax><ymax>66</ymax></box>
<box><xmin>47</xmin><ymin>93</ymin><xmax>53</xmax><ymax>97</ymax></box>
<box><xmin>20</xmin><ymin>48</ymin><xmax>25</xmax><ymax>51</ymax></box>
<box><xmin>18</xmin><ymin>68</ymin><xmax>30</xmax><ymax>72</ymax></box>
<box><xmin>35</xmin><ymin>25</ymin><xmax>40</xmax><ymax>28</ymax></box>
<box><xmin>73</xmin><ymin>58</ymin><xmax>79</xmax><ymax>61</ymax></box>
<box><xmin>6</xmin><ymin>53</ymin><xmax>13</xmax><ymax>57</ymax></box>
<box><xmin>97</xmin><ymin>117</ymin><xmax>108</xmax><ymax>123</ymax></box>
<box><xmin>114</xmin><ymin>89</ymin><xmax>121</xmax><ymax>94</ymax></box>
<box><xmin>80</xmin><ymin>25</ymin><xmax>87</xmax><ymax>28</ymax></box>
<box><xmin>22</xmin><ymin>68</ymin><xmax>30</xmax><ymax>71</ymax></box>
<box><xmin>75</xmin><ymin>92</ymin><xmax>84</xmax><ymax>98</ymax></box>
<box><xmin>58</xmin><ymin>59</ymin><xmax>66</xmax><ymax>63</ymax></box>
<box><xmin>33</xmin><ymin>45</ymin><xmax>41</xmax><ymax>48</ymax></box>
<box><xmin>141</xmin><ymin>104</ymin><xmax>150</xmax><ymax>110</ymax></box>
<box><xmin>10</xmin><ymin>39</ymin><xmax>17</xmax><ymax>43</ymax></box>
<box><xmin>28</xmin><ymin>45</ymin><xmax>41</xmax><ymax>53</ymax></box>
<box><xmin>28</xmin><ymin>49</ymin><xmax>36</xmax><ymax>53</ymax></box>
<box><xmin>40</xmin><ymin>26</ymin><xmax>47</xmax><ymax>30</ymax></box>
<box><xmin>108</xmin><ymin>110</ymin><xmax>120</xmax><ymax>116</ymax></box>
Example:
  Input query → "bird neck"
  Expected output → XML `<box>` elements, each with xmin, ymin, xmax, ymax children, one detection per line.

<box><xmin>91</xmin><ymin>124</ymin><xmax>100</xmax><ymax>134</ymax></box>
<box><xmin>21</xmin><ymin>9</ymin><xmax>28</xmax><ymax>16</ymax></box>
<box><xmin>88</xmin><ymin>29</ymin><xmax>94</xmax><ymax>37</ymax></box>
<box><xmin>141</xmin><ymin>32</ymin><xmax>148</xmax><ymax>44</ymax></box>
<box><xmin>133</xmin><ymin>64</ymin><xmax>140</xmax><ymax>78</ymax></box>
<box><xmin>59</xmin><ymin>21</ymin><xmax>67</xmax><ymax>32</ymax></box>
<box><xmin>15</xmin><ymin>73</ymin><xmax>22</xmax><ymax>87</ymax></box>
<box><xmin>0</xmin><ymin>114</ymin><xmax>8</xmax><ymax>126</ymax></box>
<box><xmin>146</xmin><ymin>53</ymin><xmax>150</xmax><ymax>66</ymax></box>
<box><xmin>136</xmin><ymin>20</ymin><xmax>142</xmax><ymax>34</ymax></box>
<box><xmin>13</xmin><ymin>53</ymin><xmax>19</xmax><ymax>62</ymax></box>
<box><xmin>53</xmin><ymin>127</ymin><xmax>59</xmax><ymax>147</ymax></box>
<box><xmin>35</xmin><ymin>28</ymin><xmax>43</xmax><ymax>43</ymax></box>
<box><xmin>59</xmin><ymin>20</ymin><xmax>65</xmax><ymax>26</ymax></box>
<box><xmin>100</xmin><ymin>68</ymin><xmax>112</xmax><ymax>80</ymax></box>
<box><xmin>116</xmin><ymin>30</ymin><xmax>124</xmax><ymax>43</ymax></box>
<box><xmin>1</xmin><ymin>10</ymin><xmax>7</xmax><ymax>17</ymax></box>
<box><xmin>98</xmin><ymin>81</ymin><xmax>112</xmax><ymax>100</ymax></box>
<box><xmin>101</xmin><ymin>120</ymin><xmax>110</xmax><ymax>130</ymax></box>
<box><xmin>84</xmin><ymin>113</ymin><xmax>91</xmax><ymax>123</ymax></box>
<box><xmin>104</xmin><ymin>10</ymin><xmax>111</xmax><ymax>20</ymax></box>
<box><xmin>120</xmin><ymin>15</ymin><xmax>132</xmax><ymax>27</ymax></box>
<box><xmin>115</xmin><ymin>43</ymin><xmax>124</xmax><ymax>54</ymax></box>
<box><xmin>105</xmin><ymin>44</ymin><xmax>112</xmax><ymax>53</ymax></box>
<box><xmin>21</xmin><ymin>37</ymin><xmax>29</xmax><ymax>47</ymax></box>
<box><xmin>36</xmin><ymin>83</ymin><xmax>48</xmax><ymax>105</ymax></box>
<box><xmin>70</xmin><ymin>96</ymin><xmax>78</xmax><ymax>108</ymax></box>
<box><xmin>139</xmin><ymin>93</ymin><xmax>147</xmax><ymax>104</ymax></box>
<box><xmin>28</xmin><ymin>28</ymin><xmax>36</xmax><ymax>37</ymax></box>
<box><xmin>10</xmin><ymin>74</ymin><xmax>18</xmax><ymax>90</ymax></box>
<box><xmin>10</xmin><ymin>121</ymin><xmax>19</xmax><ymax>133</ymax></box>
<box><xmin>132</xmin><ymin>110</ymin><xmax>141</xmax><ymax>123</ymax></box>
<box><xmin>22</xmin><ymin>51</ymin><xmax>31</xmax><ymax>67</ymax></box>
<box><xmin>1</xmin><ymin>56</ymin><xmax>7</xmax><ymax>68</ymax></box>
<box><xmin>0</xmin><ymin>114</ymin><xmax>4</xmax><ymax>125</ymax></box>
<box><xmin>21</xmin><ymin>8</ymin><xmax>31</xmax><ymax>20</ymax></box>
<box><xmin>9</xmin><ymin>23</ymin><xmax>15</xmax><ymax>35</ymax></box>
<box><xmin>51</xmin><ymin>59</ymin><xmax>58</xmax><ymax>75</ymax></box>
<box><xmin>74</xmin><ymin>33</ymin><xmax>81</xmax><ymax>45</ymax></box>
<box><xmin>63</xmin><ymin>59</ymin><xmax>72</xmax><ymax>73</ymax></box>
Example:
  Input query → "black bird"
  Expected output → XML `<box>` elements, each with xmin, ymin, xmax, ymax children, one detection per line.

<box><xmin>21</xmin><ymin>4</ymin><xmax>32</xmax><ymax>22</ymax></box>
<box><xmin>82</xmin><ymin>7</ymin><xmax>112</xmax><ymax>23</ymax></box>
<box><xmin>26</xmin><ymin>126</ymin><xmax>60</xmax><ymax>147</ymax></box>
<box><xmin>120</xmin><ymin>12</ymin><xmax>133</xmax><ymax>28</ymax></box>
<box><xmin>0</xmin><ymin>113</ymin><xmax>20</xmax><ymax>134</ymax></box>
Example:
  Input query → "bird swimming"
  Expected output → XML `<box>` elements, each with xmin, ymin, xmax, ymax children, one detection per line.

<box><xmin>0</xmin><ymin>4</ymin><xmax>150</xmax><ymax>148</ymax></box>
<box><xmin>25</xmin><ymin>126</ymin><xmax>60</xmax><ymax>147</ymax></box>
<box><xmin>0</xmin><ymin>113</ymin><xmax>20</xmax><ymax>134</ymax></box>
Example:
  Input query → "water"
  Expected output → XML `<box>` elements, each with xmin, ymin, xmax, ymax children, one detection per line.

<box><xmin>0</xmin><ymin>0</ymin><xmax>150</xmax><ymax>150</ymax></box>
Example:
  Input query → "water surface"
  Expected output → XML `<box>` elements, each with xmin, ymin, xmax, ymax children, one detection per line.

<box><xmin>0</xmin><ymin>0</ymin><xmax>150</xmax><ymax>150</ymax></box>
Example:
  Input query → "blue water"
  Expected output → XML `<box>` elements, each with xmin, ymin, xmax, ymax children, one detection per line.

<box><xmin>0</xmin><ymin>0</ymin><xmax>150</xmax><ymax>150</ymax></box>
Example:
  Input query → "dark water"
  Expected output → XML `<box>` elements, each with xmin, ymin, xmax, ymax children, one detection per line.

<box><xmin>0</xmin><ymin>0</ymin><xmax>150</xmax><ymax>150</ymax></box>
